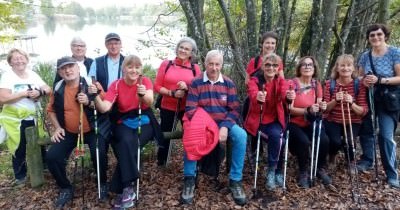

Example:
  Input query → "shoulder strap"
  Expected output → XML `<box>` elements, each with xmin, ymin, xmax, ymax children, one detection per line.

<box><xmin>190</xmin><ymin>63</ymin><xmax>196</xmax><ymax>76</ymax></box>
<box><xmin>254</xmin><ymin>55</ymin><xmax>260</xmax><ymax>69</ymax></box>
<box><xmin>353</xmin><ymin>78</ymin><xmax>359</xmax><ymax>97</ymax></box>
<box><xmin>165</xmin><ymin>60</ymin><xmax>173</xmax><ymax>74</ymax></box>
<box><xmin>368</xmin><ymin>50</ymin><xmax>377</xmax><ymax>75</ymax></box>
<box><xmin>329</xmin><ymin>79</ymin><xmax>336</xmax><ymax>98</ymax></box>
<box><xmin>165</xmin><ymin>60</ymin><xmax>196</xmax><ymax>76</ymax></box>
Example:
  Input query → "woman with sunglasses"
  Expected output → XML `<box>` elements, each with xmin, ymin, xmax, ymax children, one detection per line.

<box><xmin>358</xmin><ymin>23</ymin><xmax>400</xmax><ymax>188</ymax></box>
<box><xmin>244</xmin><ymin>53</ymin><xmax>293</xmax><ymax>191</ymax></box>
<box><xmin>287</xmin><ymin>56</ymin><xmax>331</xmax><ymax>188</ymax></box>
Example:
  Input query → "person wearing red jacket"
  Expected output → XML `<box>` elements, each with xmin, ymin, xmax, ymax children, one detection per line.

<box><xmin>154</xmin><ymin>37</ymin><xmax>201</xmax><ymax>166</ymax></box>
<box><xmin>244</xmin><ymin>53</ymin><xmax>293</xmax><ymax>191</ymax></box>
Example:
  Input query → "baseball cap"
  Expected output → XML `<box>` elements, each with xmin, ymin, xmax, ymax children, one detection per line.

<box><xmin>57</xmin><ymin>56</ymin><xmax>77</xmax><ymax>69</ymax></box>
<box><xmin>105</xmin><ymin>33</ymin><xmax>121</xmax><ymax>42</ymax></box>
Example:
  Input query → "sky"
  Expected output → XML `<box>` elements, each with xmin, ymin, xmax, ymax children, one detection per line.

<box><xmin>55</xmin><ymin>0</ymin><xmax>167</xmax><ymax>9</ymax></box>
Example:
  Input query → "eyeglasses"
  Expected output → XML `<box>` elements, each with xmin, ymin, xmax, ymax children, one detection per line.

<box><xmin>264</xmin><ymin>63</ymin><xmax>279</xmax><ymax>68</ymax></box>
<box><xmin>72</xmin><ymin>44</ymin><xmax>86</xmax><ymax>48</ymax></box>
<box><xmin>301</xmin><ymin>63</ymin><xmax>314</xmax><ymax>68</ymax></box>
<box><xmin>369</xmin><ymin>32</ymin><xmax>384</xmax><ymax>38</ymax></box>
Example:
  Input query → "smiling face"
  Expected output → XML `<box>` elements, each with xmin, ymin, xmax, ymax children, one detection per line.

<box><xmin>71</xmin><ymin>40</ymin><xmax>87</xmax><ymax>60</ymax></box>
<box><xmin>262</xmin><ymin>37</ymin><xmax>277</xmax><ymax>55</ymax></box>
<box><xmin>262</xmin><ymin>58</ymin><xmax>279</xmax><ymax>79</ymax></box>
<box><xmin>105</xmin><ymin>39</ymin><xmax>122</xmax><ymax>57</ymax></box>
<box><xmin>58</xmin><ymin>63</ymin><xmax>79</xmax><ymax>82</ymax></box>
<box><xmin>368</xmin><ymin>28</ymin><xmax>387</xmax><ymax>48</ymax></box>
<box><xmin>9</xmin><ymin>51</ymin><xmax>28</xmax><ymax>73</ymax></box>
<box><xmin>123</xmin><ymin>64</ymin><xmax>142</xmax><ymax>82</ymax></box>
<box><xmin>299</xmin><ymin>58</ymin><xmax>315</xmax><ymax>78</ymax></box>
<box><xmin>205</xmin><ymin>52</ymin><xmax>223</xmax><ymax>82</ymax></box>
<box><xmin>176</xmin><ymin>41</ymin><xmax>193</xmax><ymax>62</ymax></box>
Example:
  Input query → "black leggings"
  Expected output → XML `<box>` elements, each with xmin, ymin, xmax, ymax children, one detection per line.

<box><xmin>288</xmin><ymin>122</ymin><xmax>329</xmax><ymax>172</ymax></box>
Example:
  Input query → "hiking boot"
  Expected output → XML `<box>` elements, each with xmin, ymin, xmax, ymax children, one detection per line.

<box><xmin>356</xmin><ymin>161</ymin><xmax>373</xmax><ymax>173</ymax></box>
<box><xmin>99</xmin><ymin>184</ymin><xmax>109</xmax><ymax>201</ymax></box>
<box><xmin>316</xmin><ymin>168</ymin><xmax>332</xmax><ymax>185</ymax></box>
<box><xmin>181</xmin><ymin>176</ymin><xmax>195</xmax><ymax>204</ymax></box>
<box><xmin>265</xmin><ymin>169</ymin><xmax>276</xmax><ymax>191</ymax></box>
<box><xmin>113</xmin><ymin>193</ymin><xmax>135</xmax><ymax>209</ymax></box>
<box><xmin>275</xmin><ymin>171</ymin><xmax>284</xmax><ymax>187</ymax></box>
<box><xmin>298</xmin><ymin>171</ymin><xmax>310</xmax><ymax>189</ymax></box>
<box><xmin>229</xmin><ymin>180</ymin><xmax>247</xmax><ymax>206</ymax></box>
<box><xmin>122</xmin><ymin>186</ymin><xmax>135</xmax><ymax>203</ymax></box>
<box><xmin>55</xmin><ymin>187</ymin><xmax>74</xmax><ymax>208</ymax></box>
<box><xmin>388</xmin><ymin>179</ymin><xmax>400</xmax><ymax>189</ymax></box>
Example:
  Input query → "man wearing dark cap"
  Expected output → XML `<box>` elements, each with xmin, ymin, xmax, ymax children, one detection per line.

<box><xmin>46</xmin><ymin>56</ymin><xmax>108</xmax><ymax>208</ymax></box>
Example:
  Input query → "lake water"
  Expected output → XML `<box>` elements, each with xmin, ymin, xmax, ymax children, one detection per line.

<box><xmin>0</xmin><ymin>17</ymin><xmax>184</xmax><ymax>71</ymax></box>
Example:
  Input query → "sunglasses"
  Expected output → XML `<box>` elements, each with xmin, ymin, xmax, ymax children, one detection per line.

<box><xmin>264</xmin><ymin>63</ymin><xmax>279</xmax><ymax>68</ymax></box>
<box><xmin>369</xmin><ymin>32</ymin><xmax>384</xmax><ymax>38</ymax></box>
<box><xmin>301</xmin><ymin>63</ymin><xmax>314</xmax><ymax>68</ymax></box>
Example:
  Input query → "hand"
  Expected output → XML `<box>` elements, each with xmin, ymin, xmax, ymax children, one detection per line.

<box><xmin>286</xmin><ymin>89</ymin><xmax>296</xmax><ymax>101</ymax></box>
<box><xmin>344</xmin><ymin>93</ymin><xmax>353</xmax><ymax>104</ymax></box>
<box><xmin>364</xmin><ymin>74</ymin><xmax>378</xmax><ymax>87</ymax></box>
<box><xmin>174</xmin><ymin>89</ymin><xmax>186</xmax><ymax>98</ymax></box>
<box><xmin>76</xmin><ymin>92</ymin><xmax>89</xmax><ymax>105</ymax></box>
<box><xmin>309</xmin><ymin>103</ymin><xmax>320</xmax><ymax>114</ymax></box>
<box><xmin>319</xmin><ymin>101</ymin><xmax>327</xmax><ymax>111</ymax></box>
<box><xmin>137</xmin><ymin>84</ymin><xmax>146</xmax><ymax>97</ymax></box>
<box><xmin>51</xmin><ymin>127</ymin><xmax>65</xmax><ymax>143</ymax></box>
<box><xmin>27</xmin><ymin>89</ymin><xmax>40</xmax><ymax>99</ymax></box>
<box><xmin>335</xmin><ymin>91</ymin><xmax>344</xmax><ymax>102</ymax></box>
<box><xmin>177</xmin><ymin>81</ymin><xmax>188</xmax><ymax>91</ymax></box>
<box><xmin>257</xmin><ymin>91</ymin><xmax>266</xmax><ymax>103</ymax></box>
<box><xmin>219</xmin><ymin>127</ymin><xmax>228</xmax><ymax>145</ymax></box>
<box><xmin>88</xmin><ymin>84</ymin><xmax>98</xmax><ymax>95</ymax></box>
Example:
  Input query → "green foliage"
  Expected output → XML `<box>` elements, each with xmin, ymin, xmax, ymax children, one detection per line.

<box><xmin>0</xmin><ymin>1</ymin><xmax>26</xmax><ymax>40</ymax></box>
<box><xmin>142</xmin><ymin>64</ymin><xmax>156</xmax><ymax>81</ymax></box>
<box><xmin>33</xmin><ymin>62</ymin><xmax>55</xmax><ymax>110</ymax></box>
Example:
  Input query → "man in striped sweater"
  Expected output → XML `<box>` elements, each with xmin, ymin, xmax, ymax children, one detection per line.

<box><xmin>181</xmin><ymin>50</ymin><xmax>247</xmax><ymax>206</ymax></box>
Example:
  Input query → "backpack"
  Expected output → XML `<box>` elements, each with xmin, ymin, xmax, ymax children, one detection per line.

<box><xmin>329</xmin><ymin>78</ymin><xmax>360</xmax><ymax>98</ymax></box>
<box><xmin>154</xmin><ymin>60</ymin><xmax>197</xmax><ymax>109</ymax></box>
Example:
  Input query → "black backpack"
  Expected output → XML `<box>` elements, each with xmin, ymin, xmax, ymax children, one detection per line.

<box><xmin>154</xmin><ymin>60</ymin><xmax>196</xmax><ymax>109</ymax></box>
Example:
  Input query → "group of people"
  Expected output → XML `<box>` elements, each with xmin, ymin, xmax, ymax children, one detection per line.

<box><xmin>0</xmin><ymin>22</ymin><xmax>399</xmax><ymax>209</ymax></box>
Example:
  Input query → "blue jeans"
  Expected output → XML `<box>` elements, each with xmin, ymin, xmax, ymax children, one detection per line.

<box><xmin>183</xmin><ymin>124</ymin><xmax>247</xmax><ymax>181</ymax></box>
<box><xmin>358</xmin><ymin>111</ymin><xmax>375</xmax><ymax>166</ymax></box>
<box><xmin>376</xmin><ymin>107</ymin><xmax>399</xmax><ymax>181</ymax></box>
<box><xmin>260</xmin><ymin>122</ymin><xmax>283</xmax><ymax>169</ymax></box>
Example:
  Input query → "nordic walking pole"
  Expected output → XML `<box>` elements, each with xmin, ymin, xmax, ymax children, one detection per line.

<box><xmin>166</xmin><ymin>97</ymin><xmax>181</xmax><ymax>166</ymax></box>
<box><xmin>367</xmin><ymin>78</ymin><xmax>379</xmax><ymax>182</ymax></box>
<box><xmin>283</xmin><ymin>84</ymin><xmax>293</xmax><ymax>192</ymax></box>
<box><xmin>137</xmin><ymin>74</ymin><xmax>144</xmax><ymax>201</ymax></box>
<box><xmin>91</xmin><ymin>76</ymin><xmax>101</xmax><ymax>199</ymax></box>
<box><xmin>313</xmin><ymin>114</ymin><xmax>323</xmax><ymax>183</ymax></box>
<box><xmin>253</xmin><ymin>84</ymin><xmax>265</xmax><ymax>198</ymax></box>
<box><xmin>346</xmin><ymin>91</ymin><xmax>360</xmax><ymax>204</ymax></box>
<box><xmin>79</xmin><ymin>81</ymin><xmax>85</xmax><ymax>206</ymax></box>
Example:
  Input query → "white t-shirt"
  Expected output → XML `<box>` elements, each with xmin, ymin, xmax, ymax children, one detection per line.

<box><xmin>77</xmin><ymin>60</ymin><xmax>92</xmax><ymax>84</ymax></box>
<box><xmin>0</xmin><ymin>69</ymin><xmax>46</xmax><ymax>112</ymax></box>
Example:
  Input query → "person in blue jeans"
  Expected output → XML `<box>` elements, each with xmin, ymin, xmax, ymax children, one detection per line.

<box><xmin>358</xmin><ymin>23</ymin><xmax>400</xmax><ymax>188</ymax></box>
<box><xmin>181</xmin><ymin>50</ymin><xmax>247</xmax><ymax>206</ymax></box>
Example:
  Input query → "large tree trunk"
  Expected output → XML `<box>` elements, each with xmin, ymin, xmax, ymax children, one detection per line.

<box><xmin>377</xmin><ymin>0</ymin><xmax>390</xmax><ymax>24</ymax></box>
<box><xmin>259</xmin><ymin>0</ymin><xmax>273</xmax><ymax>36</ymax></box>
<box><xmin>245</xmin><ymin>0</ymin><xmax>258</xmax><ymax>58</ymax></box>
<box><xmin>314</xmin><ymin>0</ymin><xmax>337</xmax><ymax>77</ymax></box>
<box><xmin>277</xmin><ymin>0</ymin><xmax>289</xmax><ymax>57</ymax></box>
<box><xmin>179</xmin><ymin>0</ymin><xmax>210</xmax><ymax>65</ymax></box>
<box><xmin>282</xmin><ymin>0</ymin><xmax>297</xmax><ymax>69</ymax></box>
<box><xmin>299</xmin><ymin>0</ymin><xmax>322</xmax><ymax>57</ymax></box>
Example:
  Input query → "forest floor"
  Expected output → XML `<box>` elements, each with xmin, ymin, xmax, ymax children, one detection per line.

<box><xmin>0</xmin><ymin>139</ymin><xmax>400</xmax><ymax>210</ymax></box>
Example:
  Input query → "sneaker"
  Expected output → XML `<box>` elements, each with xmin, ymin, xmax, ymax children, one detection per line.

<box><xmin>316</xmin><ymin>168</ymin><xmax>332</xmax><ymax>185</ymax></box>
<box><xmin>275</xmin><ymin>172</ymin><xmax>284</xmax><ymax>187</ymax></box>
<box><xmin>298</xmin><ymin>171</ymin><xmax>310</xmax><ymax>189</ymax></box>
<box><xmin>181</xmin><ymin>176</ymin><xmax>195</xmax><ymax>204</ymax></box>
<box><xmin>265</xmin><ymin>169</ymin><xmax>276</xmax><ymax>190</ymax></box>
<box><xmin>99</xmin><ymin>184</ymin><xmax>109</xmax><ymax>201</ymax></box>
<box><xmin>122</xmin><ymin>186</ymin><xmax>135</xmax><ymax>203</ymax></box>
<box><xmin>55</xmin><ymin>187</ymin><xmax>74</xmax><ymax>208</ymax></box>
<box><xmin>356</xmin><ymin>161</ymin><xmax>373</xmax><ymax>173</ymax></box>
<box><xmin>229</xmin><ymin>180</ymin><xmax>247</xmax><ymax>206</ymax></box>
<box><xmin>14</xmin><ymin>177</ymin><xmax>26</xmax><ymax>187</ymax></box>
<box><xmin>388</xmin><ymin>179</ymin><xmax>400</xmax><ymax>189</ymax></box>
<box><xmin>113</xmin><ymin>193</ymin><xmax>135</xmax><ymax>209</ymax></box>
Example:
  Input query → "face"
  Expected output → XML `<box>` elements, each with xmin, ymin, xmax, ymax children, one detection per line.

<box><xmin>58</xmin><ymin>64</ymin><xmax>79</xmax><ymax>82</ymax></box>
<box><xmin>262</xmin><ymin>59</ymin><xmax>279</xmax><ymax>79</ymax></box>
<box><xmin>105</xmin><ymin>39</ymin><xmax>122</xmax><ymax>57</ymax></box>
<box><xmin>368</xmin><ymin>28</ymin><xmax>386</xmax><ymax>47</ymax></box>
<box><xmin>9</xmin><ymin>52</ymin><xmax>28</xmax><ymax>72</ymax></box>
<box><xmin>262</xmin><ymin>37</ymin><xmax>277</xmax><ymax>54</ymax></box>
<box><xmin>123</xmin><ymin>64</ymin><xmax>142</xmax><ymax>82</ymax></box>
<box><xmin>71</xmin><ymin>41</ymin><xmax>87</xmax><ymax>58</ymax></box>
<box><xmin>336</xmin><ymin>60</ymin><xmax>354</xmax><ymax>78</ymax></box>
<box><xmin>177</xmin><ymin>42</ymin><xmax>192</xmax><ymax>61</ymax></box>
<box><xmin>205</xmin><ymin>55</ymin><xmax>223</xmax><ymax>81</ymax></box>
<box><xmin>299</xmin><ymin>58</ymin><xmax>314</xmax><ymax>77</ymax></box>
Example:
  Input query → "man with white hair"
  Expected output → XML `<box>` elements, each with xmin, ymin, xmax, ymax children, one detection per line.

<box><xmin>181</xmin><ymin>50</ymin><xmax>247</xmax><ymax>206</ymax></box>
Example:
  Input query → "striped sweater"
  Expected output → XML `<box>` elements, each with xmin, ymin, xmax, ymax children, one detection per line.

<box><xmin>185</xmin><ymin>73</ymin><xmax>240</xmax><ymax>129</ymax></box>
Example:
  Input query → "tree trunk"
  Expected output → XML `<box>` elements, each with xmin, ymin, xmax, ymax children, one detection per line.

<box><xmin>314</xmin><ymin>0</ymin><xmax>337</xmax><ymax>77</ymax></box>
<box><xmin>277</xmin><ymin>0</ymin><xmax>289</xmax><ymax>58</ymax></box>
<box><xmin>245</xmin><ymin>0</ymin><xmax>258</xmax><ymax>58</ymax></box>
<box><xmin>282</xmin><ymin>0</ymin><xmax>297</xmax><ymax>69</ymax></box>
<box><xmin>377</xmin><ymin>0</ymin><xmax>390</xmax><ymax>24</ymax></box>
<box><xmin>259</xmin><ymin>0</ymin><xmax>273</xmax><ymax>36</ymax></box>
<box><xmin>179</xmin><ymin>0</ymin><xmax>209</xmax><ymax>65</ymax></box>
<box><xmin>299</xmin><ymin>0</ymin><xmax>322</xmax><ymax>57</ymax></box>
<box><xmin>26</xmin><ymin>126</ymin><xmax>45</xmax><ymax>188</ymax></box>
